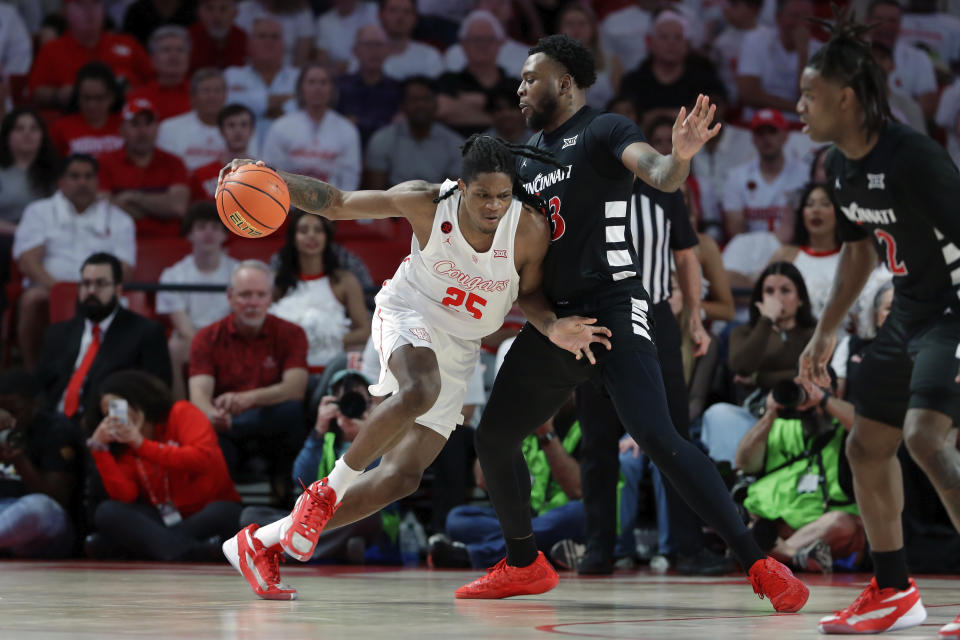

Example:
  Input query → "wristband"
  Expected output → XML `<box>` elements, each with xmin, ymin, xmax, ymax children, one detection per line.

<box><xmin>819</xmin><ymin>391</ymin><xmax>831</xmax><ymax>411</ymax></box>
<box><xmin>537</xmin><ymin>432</ymin><xmax>556</xmax><ymax>448</ymax></box>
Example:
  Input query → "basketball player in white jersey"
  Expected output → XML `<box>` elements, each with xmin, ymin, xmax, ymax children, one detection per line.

<box><xmin>218</xmin><ymin>135</ymin><xmax>612</xmax><ymax>599</ymax></box>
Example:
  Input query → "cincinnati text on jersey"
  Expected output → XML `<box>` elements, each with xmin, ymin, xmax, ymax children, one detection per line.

<box><xmin>433</xmin><ymin>260</ymin><xmax>511</xmax><ymax>293</ymax></box>
<box><xmin>522</xmin><ymin>165</ymin><xmax>573</xmax><ymax>195</ymax></box>
<box><xmin>840</xmin><ymin>202</ymin><xmax>898</xmax><ymax>225</ymax></box>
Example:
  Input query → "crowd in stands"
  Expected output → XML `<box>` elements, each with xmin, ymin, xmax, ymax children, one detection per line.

<box><xmin>0</xmin><ymin>0</ymin><xmax>957</xmax><ymax>575</ymax></box>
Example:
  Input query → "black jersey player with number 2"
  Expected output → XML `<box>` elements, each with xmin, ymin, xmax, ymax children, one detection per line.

<box><xmin>455</xmin><ymin>35</ymin><xmax>809</xmax><ymax>612</ymax></box>
<box><xmin>795</xmin><ymin>14</ymin><xmax>960</xmax><ymax>637</ymax></box>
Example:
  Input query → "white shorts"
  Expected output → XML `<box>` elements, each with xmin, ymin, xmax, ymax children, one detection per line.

<box><xmin>370</xmin><ymin>301</ymin><xmax>481</xmax><ymax>439</ymax></box>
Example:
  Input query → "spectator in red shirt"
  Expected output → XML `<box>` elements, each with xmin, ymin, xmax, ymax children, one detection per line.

<box><xmin>29</xmin><ymin>0</ymin><xmax>153</xmax><ymax>110</ymax></box>
<box><xmin>188</xmin><ymin>260</ymin><xmax>308</xmax><ymax>500</ymax></box>
<box><xmin>98</xmin><ymin>98</ymin><xmax>190</xmax><ymax>237</ymax></box>
<box><xmin>190</xmin><ymin>103</ymin><xmax>256</xmax><ymax>202</ymax></box>
<box><xmin>86</xmin><ymin>369</ymin><xmax>241</xmax><ymax>561</ymax></box>
<box><xmin>50</xmin><ymin>62</ymin><xmax>124</xmax><ymax>158</ymax></box>
<box><xmin>190</xmin><ymin>0</ymin><xmax>247</xmax><ymax>72</ymax></box>
<box><xmin>126</xmin><ymin>25</ymin><xmax>192</xmax><ymax>122</ymax></box>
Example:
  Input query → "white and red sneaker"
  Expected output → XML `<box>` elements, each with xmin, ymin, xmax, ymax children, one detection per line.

<box><xmin>818</xmin><ymin>577</ymin><xmax>926</xmax><ymax>634</ymax></box>
<box><xmin>941</xmin><ymin>611</ymin><xmax>960</xmax><ymax>636</ymax></box>
<box><xmin>281</xmin><ymin>478</ymin><xmax>339</xmax><ymax>561</ymax></box>
<box><xmin>223</xmin><ymin>524</ymin><xmax>298</xmax><ymax>601</ymax></box>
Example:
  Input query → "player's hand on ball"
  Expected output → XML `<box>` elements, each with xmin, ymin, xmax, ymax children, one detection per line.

<box><xmin>547</xmin><ymin>316</ymin><xmax>612</xmax><ymax>365</ymax></box>
<box><xmin>218</xmin><ymin>158</ymin><xmax>263</xmax><ymax>186</ymax></box>
<box><xmin>672</xmin><ymin>94</ymin><xmax>721</xmax><ymax>161</ymax></box>
<box><xmin>798</xmin><ymin>332</ymin><xmax>835</xmax><ymax>389</ymax></box>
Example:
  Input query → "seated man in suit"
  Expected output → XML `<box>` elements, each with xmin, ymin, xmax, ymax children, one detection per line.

<box><xmin>34</xmin><ymin>252</ymin><xmax>172</xmax><ymax>427</ymax></box>
<box><xmin>188</xmin><ymin>260</ymin><xmax>308</xmax><ymax>503</ymax></box>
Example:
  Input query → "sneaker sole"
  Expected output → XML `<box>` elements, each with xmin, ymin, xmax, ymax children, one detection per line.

<box><xmin>455</xmin><ymin>573</ymin><xmax>559</xmax><ymax>599</ymax></box>
<box><xmin>773</xmin><ymin>582</ymin><xmax>810</xmax><ymax>613</ymax></box>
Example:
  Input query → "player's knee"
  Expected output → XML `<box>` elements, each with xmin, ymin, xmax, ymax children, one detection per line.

<box><xmin>398</xmin><ymin>374</ymin><xmax>440</xmax><ymax>415</ymax></box>
<box><xmin>845</xmin><ymin>430</ymin><xmax>892</xmax><ymax>466</ymax></box>
<box><xmin>383</xmin><ymin>465</ymin><xmax>422</xmax><ymax>499</ymax></box>
<box><xmin>903</xmin><ymin>421</ymin><xmax>941</xmax><ymax>465</ymax></box>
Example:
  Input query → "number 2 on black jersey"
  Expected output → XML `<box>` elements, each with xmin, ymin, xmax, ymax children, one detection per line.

<box><xmin>874</xmin><ymin>229</ymin><xmax>908</xmax><ymax>275</ymax></box>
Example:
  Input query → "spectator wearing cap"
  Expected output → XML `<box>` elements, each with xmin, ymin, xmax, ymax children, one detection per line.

<box><xmin>722</xmin><ymin>109</ymin><xmax>808</xmax><ymax>305</ymax></box>
<box><xmin>376</xmin><ymin>0</ymin><xmax>444</xmax><ymax>80</ymax></box>
<box><xmin>14</xmin><ymin>156</ymin><xmax>135</xmax><ymax>369</ymax></box>
<box><xmin>619</xmin><ymin>10</ymin><xmax>726</xmax><ymax>130</ymax></box>
<box><xmin>224</xmin><ymin>18</ymin><xmax>299</xmax><ymax>150</ymax></box>
<box><xmin>190</xmin><ymin>103</ymin><xmax>257</xmax><ymax>202</ymax></box>
<box><xmin>97</xmin><ymin>98</ymin><xmax>190</xmax><ymax>237</ymax></box>
<box><xmin>337</xmin><ymin>24</ymin><xmax>403</xmax><ymax>146</ymax></box>
<box><xmin>126</xmin><ymin>25</ymin><xmax>193</xmax><ymax>122</ymax></box>
<box><xmin>34</xmin><ymin>252</ymin><xmax>171</xmax><ymax>425</ymax></box>
<box><xmin>49</xmin><ymin>62</ymin><xmax>124</xmax><ymax>159</ymax></box>
<box><xmin>436</xmin><ymin>10</ymin><xmax>520</xmax><ymax>138</ymax></box>
<box><xmin>29</xmin><ymin>0</ymin><xmax>152</xmax><ymax>110</ymax></box>
<box><xmin>188</xmin><ymin>260</ymin><xmax>308</xmax><ymax>500</ymax></box>
<box><xmin>189</xmin><ymin>0</ymin><xmax>248</xmax><ymax>72</ymax></box>
<box><xmin>156</xmin><ymin>202</ymin><xmax>237</xmax><ymax>400</ymax></box>
<box><xmin>364</xmin><ymin>76</ymin><xmax>463</xmax><ymax>190</ymax></box>
<box><xmin>0</xmin><ymin>368</ymin><xmax>84</xmax><ymax>558</ymax></box>
<box><xmin>156</xmin><ymin>68</ymin><xmax>228</xmax><ymax>172</ymax></box>
<box><xmin>315</xmin><ymin>0</ymin><xmax>380</xmax><ymax>75</ymax></box>
<box><xmin>737</xmin><ymin>0</ymin><xmax>820</xmax><ymax>123</ymax></box>
<box><xmin>263</xmin><ymin>63</ymin><xmax>361</xmax><ymax>190</ymax></box>
<box><xmin>867</xmin><ymin>0</ymin><xmax>938</xmax><ymax>119</ymax></box>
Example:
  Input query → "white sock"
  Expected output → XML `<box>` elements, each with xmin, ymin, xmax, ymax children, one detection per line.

<box><xmin>254</xmin><ymin>516</ymin><xmax>292</xmax><ymax>548</ymax></box>
<box><xmin>325</xmin><ymin>457</ymin><xmax>363</xmax><ymax>501</ymax></box>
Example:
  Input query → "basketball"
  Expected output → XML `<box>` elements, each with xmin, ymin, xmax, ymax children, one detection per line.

<box><xmin>216</xmin><ymin>164</ymin><xmax>290</xmax><ymax>238</ymax></box>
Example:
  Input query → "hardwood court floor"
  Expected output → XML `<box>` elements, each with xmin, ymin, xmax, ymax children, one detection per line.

<box><xmin>1</xmin><ymin>561</ymin><xmax>958</xmax><ymax>639</ymax></box>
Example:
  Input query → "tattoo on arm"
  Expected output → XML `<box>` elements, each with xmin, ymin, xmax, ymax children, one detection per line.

<box><xmin>279</xmin><ymin>171</ymin><xmax>341</xmax><ymax>215</ymax></box>
<box><xmin>637</xmin><ymin>151</ymin><xmax>690</xmax><ymax>192</ymax></box>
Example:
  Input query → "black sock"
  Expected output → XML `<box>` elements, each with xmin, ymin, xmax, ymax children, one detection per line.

<box><xmin>505</xmin><ymin>535</ymin><xmax>538</xmax><ymax>567</ymax></box>
<box><xmin>729</xmin><ymin>531</ymin><xmax>765</xmax><ymax>574</ymax></box>
<box><xmin>872</xmin><ymin>548</ymin><xmax>910</xmax><ymax>591</ymax></box>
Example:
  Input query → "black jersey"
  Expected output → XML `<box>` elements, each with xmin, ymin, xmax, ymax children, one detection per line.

<box><xmin>828</xmin><ymin>120</ymin><xmax>960</xmax><ymax>320</ymax></box>
<box><xmin>518</xmin><ymin>106</ymin><xmax>646</xmax><ymax>307</ymax></box>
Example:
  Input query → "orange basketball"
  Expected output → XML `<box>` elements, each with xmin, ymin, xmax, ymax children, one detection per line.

<box><xmin>216</xmin><ymin>164</ymin><xmax>290</xmax><ymax>238</ymax></box>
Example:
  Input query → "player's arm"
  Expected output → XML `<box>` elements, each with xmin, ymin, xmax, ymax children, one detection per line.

<box><xmin>620</xmin><ymin>95</ymin><xmax>721</xmax><ymax>192</ymax></box>
<box><xmin>799</xmin><ymin>237</ymin><xmax>875</xmax><ymax>386</ymax></box>
<box><xmin>514</xmin><ymin>208</ymin><xmax>612</xmax><ymax>364</ymax></box>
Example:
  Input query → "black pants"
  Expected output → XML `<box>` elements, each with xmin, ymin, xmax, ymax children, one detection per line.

<box><xmin>475</xmin><ymin>286</ymin><xmax>755</xmax><ymax>566</ymax></box>
<box><xmin>94</xmin><ymin>500</ymin><xmax>242</xmax><ymax>561</ymax></box>
<box><xmin>576</xmin><ymin>300</ymin><xmax>701</xmax><ymax>557</ymax></box>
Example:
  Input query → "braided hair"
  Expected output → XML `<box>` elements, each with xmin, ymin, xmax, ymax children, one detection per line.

<box><xmin>806</xmin><ymin>8</ymin><xmax>891</xmax><ymax>137</ymax></box>
<box><xmin>435</xmin><ymin>134</ymin><xmax>565</xmax><ymax>223</ymax></box>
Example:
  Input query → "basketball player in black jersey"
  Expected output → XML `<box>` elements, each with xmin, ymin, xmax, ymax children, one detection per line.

<box><xmin>455</xmin><ymin>34</ymin><xmax>809</xmax><ymax>612</ymax></box>
<box><xmin>795</xmin><ymin>15</ymin><xmax>960</xmax><ymax>636</ymax></box>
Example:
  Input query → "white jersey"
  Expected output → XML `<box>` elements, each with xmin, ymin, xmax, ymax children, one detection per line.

<box><xmin>378</xmin><ymin>180</ymin><xmax>523</xmax><ymax>341</ymax></box>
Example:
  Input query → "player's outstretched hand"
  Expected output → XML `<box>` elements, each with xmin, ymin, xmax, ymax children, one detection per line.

<box><xmin>218</xmin><ymin>158</ymin><xmax>264</xmax><ymax>186</ymax></box>
<box><xmin>547</xmin><ymin>316</ymin><xmax>612</xmax><ymax>365</ymax></box>
<box><xmin>672</xmin><ymin>94</ymin><xmax>721</xmax><ymax>161</ymax></box>
<box><xmin>798</xmin><ymin>332</ymin><xmax>835</xmax><ymax>389</ymax></box>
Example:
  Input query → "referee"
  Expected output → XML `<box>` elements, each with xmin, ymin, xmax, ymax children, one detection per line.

<box><xmin>574</xmin><ymin>178</ymin><xmax>726</xmax><ymax>574</ymax></box>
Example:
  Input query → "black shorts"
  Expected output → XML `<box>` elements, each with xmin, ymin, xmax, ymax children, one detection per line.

<box><xmin>855</xmin><ymin>305</ymin><xmax>960</xmax><ymax>427</ymax></box>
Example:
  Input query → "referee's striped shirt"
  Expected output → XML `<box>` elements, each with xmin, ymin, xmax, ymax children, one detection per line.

<box><xmin>629</xmin><ymin>181</ymin><xmax>699</xmax><ymax>305</ymax></box>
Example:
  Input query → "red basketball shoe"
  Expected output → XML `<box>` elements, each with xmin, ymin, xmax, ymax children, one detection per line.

<box><xmin>222</xmin><ymin>524</ymin><xmax>298</xmax><ymax>600</ymax></box>
<box><xmin>818</xmin><ymin>577</ymin><xmax>926</xmax><ymax>634</ymax></box>
<box><xmin>281</xmin><ymin>478</ymin><xmax>338</xmax><ymax>561</ymax></box>
<box><xmin>941</xmin><ymin>611</ymin><xmax>960</xmax><ymax>636</ymax></box>
<box><xmin>748</xmin><ymin>556</ymin><xmax>809</xmax><ymax>613</ymax></box>
<box><xmin>455</xmin><ymin>552</ymin><xmax>559</xmax><ymax>599</ymax></box>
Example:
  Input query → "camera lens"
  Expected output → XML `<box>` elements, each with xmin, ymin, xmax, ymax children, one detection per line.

<box><xmin>338</xmin><ymin>391</ymin><xmax>368</xmax><ymax>419</ymax></box>
<box><xmin>0</xmin><ymin>427</ymin><xmax>25</xmax><ymax>449</ymax></box>
<box><xmin>771</xmin><ymin>380</ymin><xmax>807</xmax><ymax>411</ymax></box>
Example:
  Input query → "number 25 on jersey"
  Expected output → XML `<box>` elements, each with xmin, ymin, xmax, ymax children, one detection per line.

<box><xmin>442</xmin><ymin>287</ymin><xmax>487</xmax><ymax>319</ymax></box>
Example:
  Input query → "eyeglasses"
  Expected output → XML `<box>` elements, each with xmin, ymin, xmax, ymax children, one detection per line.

<box><xmin>79</xmin><ymin>278</ymin><xmax>115</xmax><ymax>290</ymax></box>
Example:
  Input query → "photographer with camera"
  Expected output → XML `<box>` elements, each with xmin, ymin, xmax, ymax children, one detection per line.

<box><xmin>238</xmin><ymin>369</ymin><xmax>384</xmax><ymax>564</ymax></box>
<box><xmin>733</xmin><ymin>375</ymin><xmax>864</xmax><ymax>574</ymax></box>
<box><xmin>0</xmin><ymin>369</ymin><xmax>83</xmax><ymax>558</ymax></box>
